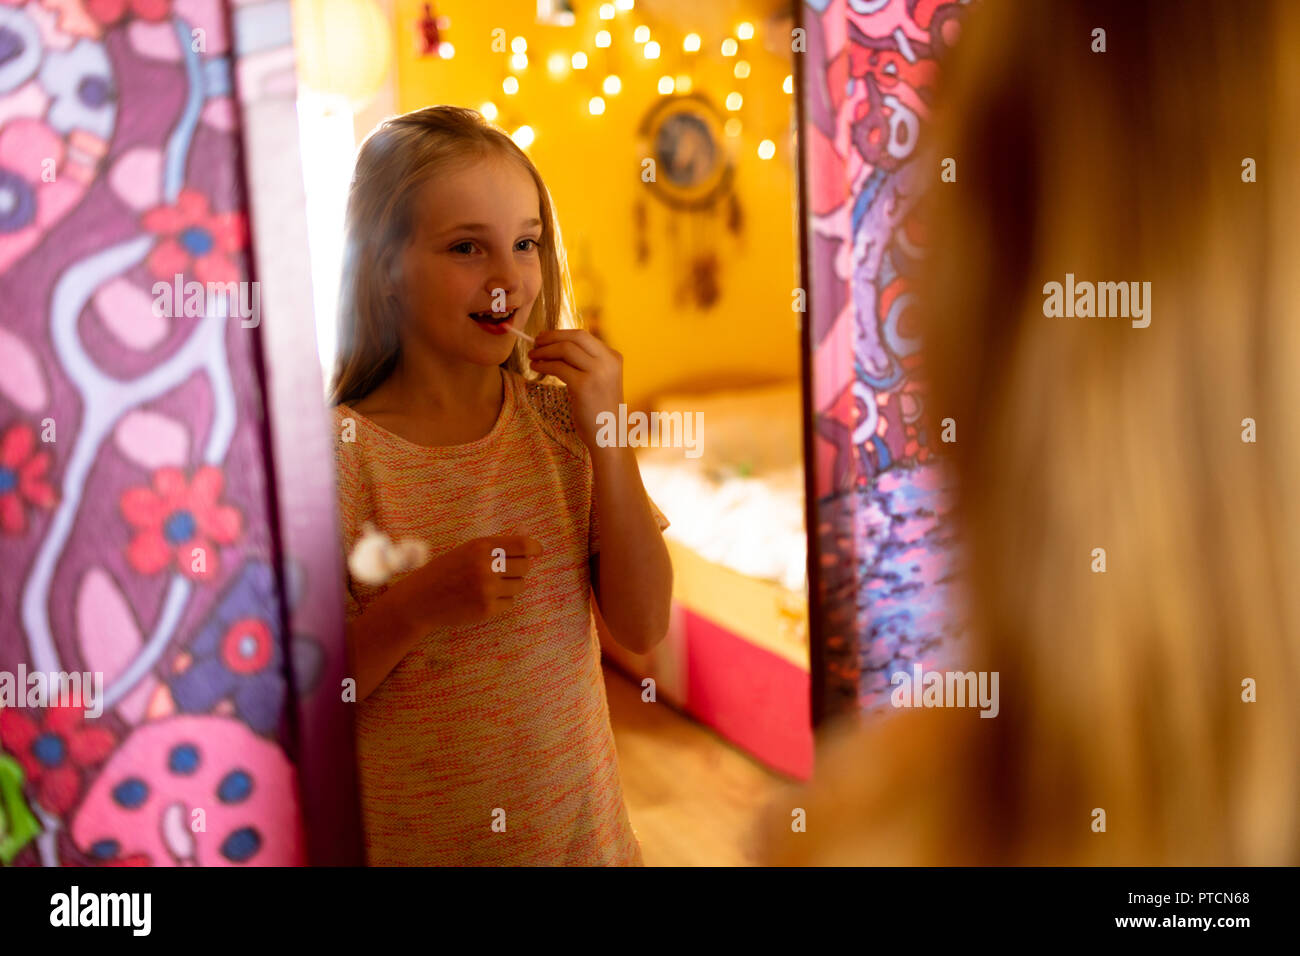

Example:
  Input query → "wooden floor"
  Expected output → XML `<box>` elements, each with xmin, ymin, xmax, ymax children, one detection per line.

<box><xmin>603</xmin><ymin>662</ymin><xmax>788</xmax><ymax>866</ymax></box>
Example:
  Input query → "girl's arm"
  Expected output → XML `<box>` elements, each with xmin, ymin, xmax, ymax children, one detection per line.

<box><xmin>346</xmin><ymin>569</ymin><xmax>440</xmax><ymax>702</ymax></box>
<box><xmin>589</xmin><ymin>444</ymin><xmax>673</xmax><ymax>654</ymax></box>
<box><xmin>528</xmin><ymin>329</ymin><xmax>673</xmax><ymax>654</ymax></box>
<box><xmin>347</xmin><ymin>535</ymin><xmax>543</xmax><ymax>700</ymax></box>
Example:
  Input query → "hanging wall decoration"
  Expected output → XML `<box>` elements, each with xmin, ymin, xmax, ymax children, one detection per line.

<box><xmin>636</xmin><ymin>93</ymin><xmax>737</xmax><ymax>312</ymax></box>
<box><xmin>535</xmin><ymin>0</ymin><xmax>577</xmax><ymax>28</ymax></box>
<box><xmin>640</xmin><ymin>94</ymin><xmax>733</xmax><ymax>210</ymax></box>
<box><xmin>416</xmin><ymin>2</ymin><xmax>451</xmax><ymax>58</ymax></box>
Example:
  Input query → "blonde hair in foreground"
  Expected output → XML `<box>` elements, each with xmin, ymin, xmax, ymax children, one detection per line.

<box><xmin>329</xmin><ymin>106</ymin><xmax>577</xmax><ymax>407</ymax></box>
<box><xmin>768</xmin><ymin>0</ymin><xmax>1300</xmax><ymax>865</ymax></box>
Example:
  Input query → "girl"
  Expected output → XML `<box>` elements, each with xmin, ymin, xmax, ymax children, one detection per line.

<box><xmin>330</xmin><ymin>106</ymin><xmax>673</xmax><ymax>866</ymax></box>
<box><xmin>766</xmin><ymin>0</ymin><xmax>1300</xmax><ymax>865</ymax></box>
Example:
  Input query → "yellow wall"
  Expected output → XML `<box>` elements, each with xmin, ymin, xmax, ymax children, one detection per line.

<box><xmin>391</xmin><ymin>0</ymin><xmax>799</xmax><ymax>408</ymax></box>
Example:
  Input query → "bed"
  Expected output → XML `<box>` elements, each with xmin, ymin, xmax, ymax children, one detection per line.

<box><xmin>597</xmin><ymin>382</ymin><xmax>813</xmax><ymax>780</ymax></box>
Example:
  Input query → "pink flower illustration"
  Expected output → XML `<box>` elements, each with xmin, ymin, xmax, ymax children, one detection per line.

<box><xmin>141</xmin><ymin>189</ymin><xmax>247</xmax><ymax>286</ymax></box>
<box><xmin>86</xmin><ymin>0</ymin><xmax>171</xmax><ymax>27</ymax></box>
<box><xmin>121</xmin><ymin>465</ymin><xmax>243</xmax><ymax>581</ymax></box>
<box><xmin>0</xmin><ymin>695</ymin><xmax>116</xmax><ymax>817</ymax></box>
<box><xmin>0</xmin><ymin>423</ymin><xmax>57</xmax><ymax>536</ymax></box>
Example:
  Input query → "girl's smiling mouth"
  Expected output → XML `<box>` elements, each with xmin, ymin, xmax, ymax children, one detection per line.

<box><xmin>470</xmin><ymin>308</ymin><xmax>517</xmax><ymax>334</ymax></box>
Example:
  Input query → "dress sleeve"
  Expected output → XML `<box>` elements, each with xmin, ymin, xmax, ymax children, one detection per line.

<box><xmin>523</xmin><ymin>379</ymin><xmax>670</xmax><ymax>555</ymax></box>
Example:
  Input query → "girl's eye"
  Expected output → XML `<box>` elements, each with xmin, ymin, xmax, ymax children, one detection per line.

<box><xmin>451</xmin><ymin>242</ymin><xmax>477</xmax><ymax>254</ymax></box>
<box><xmin>516</xmin><ymin>238</ymin><xmax>540</xmax><ymax>252</ymax></box>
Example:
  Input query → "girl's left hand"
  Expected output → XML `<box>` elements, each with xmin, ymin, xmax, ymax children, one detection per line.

<box><xmin>527</xmin><ymin>329</ymin><xmax>623</xmax><ymax>452</ymax></box>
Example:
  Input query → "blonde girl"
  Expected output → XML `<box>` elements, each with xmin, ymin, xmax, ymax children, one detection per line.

<box><xmin>331</xmin><ymin>106</ymin><xmax>672</xmax><ymax>866</ymax></box>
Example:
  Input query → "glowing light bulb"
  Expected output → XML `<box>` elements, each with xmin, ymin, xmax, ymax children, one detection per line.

<box><xmin>480</xmin><ymin>101</ymin><xmax>498</xmax><ymax>121</ymax></box>
<box><xmin>683</xmin><ymin>33</ymin><xmax>701</xmax><ymax>53</ymax></box>
<box><xmin>503</xmin><ymin>76</ymin><xmax>519</xmax><ymax>95</ymax></box>
<box><xmin>737</xmin><ymin>22</ymin><xmax>754</xmax><ymax>41</ymax></box>
<box><xmin>438</xmin><ymin>42</ymin><xmax>455</xmax><ymax>59</ymax></box>
<box><xmin>634</xmin><ymin>25</ymin><xmax>650</xmax><ymax>43</ymax></box>
<box><xmin>511</xmin><ymin>36</ymin><xmax>527</xmax><ymax>53</ymax></box>
<box><xmin>734</xmin><ymin>60</ymin><xmax>750</xmax><ymax>79</ymax></box>
<box><xmin>721</xmin><ymin>37</ymin><xmax>738</xmax><ymax>56</ymax></box>
<box><xmin>757</xmin><ymin>139</ymin><xmax>775</xmax><ymax>160</ymax></box>
<box><xmin>603</xmin><ymin>74</ymin><xmax>621</xmax><ymax>95</ymax></box>
<box><xmin>511</xmin><ymin>52</ymin><xmax>528</xmax><ymax>70</ymax></box>
<box><xmin>512</xmin><ymin>125</ymin><xmax>535</xmax><ymax>148</ymax></box>
<box><xmin>658</xmin><ymin>75</ymin><xmax>674</xmax><ymax>94</ymax></box>
<box><xmin>599</xmin><ymin>3</ymin><xmax>615</xmax><ymax>19</ymax></box>
<box><xmin>644</xmin><ymin>40</ymin><xmax>660</xmax><ymax>59</ymax></box>
<box><xmin>725</xmin><ymin>91</ymin><xmax>742</xmax><ymax>111</ymax></box>
<box><xmin>572</xmin><ymin>51</ymin><xmax>588</xmax><ymax>69</ymax></box>
<box><xmin>675</xmin><ymin>73</ymin><xmax>692</xmax><ymax>93</ymax></box>
<box><xmin>783</xmin><ymin>74</ymin><xmax>793</xmax><ymax>94</ymax></box>
<box><xmin>589</xmin><ymin>96</ymin><xmax>606</xmax><ymax>115</ymax></box>
<box><xmin>725</xmin><ymin>118</ymin><xmax>742</xmax><ymax>137</ymax></box>
<box><xmin>548</xmin><ymin>53</ymin><xmax>568</xmax><ymax>75</ymax></box>
<box><xmin>595</xmin><ymin>30</ymin><xmax>611</xmax><ymax>47</ymax></box>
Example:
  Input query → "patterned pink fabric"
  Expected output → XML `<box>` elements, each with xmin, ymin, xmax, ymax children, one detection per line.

<box><xmin>799</xmin><ymin>0</ymin><xmax>967</xmax><ymax>721</ymax></box>
<box><xmin>0</xmin><ymin>0</ymin><xmax>360</xmax><ymax>866</ymax></box>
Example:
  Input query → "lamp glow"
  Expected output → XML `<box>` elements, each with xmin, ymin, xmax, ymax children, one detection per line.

<box><xmin>589</xmin><ymin>96</ymin><xmax>606</xmax><ymax>115</ymax></box>
<box><xmin>511</xmin><ymin>36</ymin><xmax>527</xmax><ymax>53</ymax></box>
<box><xmin>634</xmin><ymin>25</ymin><xmax>650</xmax><ymax>43</ymax></box>
<box><xmin>734</xmin><ymin>60</ymin><xmax>750</xmax><ymax>79</ymax></box>
<box><xmin>725</xmin><ymin>91</ymin><xmax>742</xmax><ymax>111</ymax></box>
<box><xmin>615</xmin><ymin>0</ymin><xmax>633</xmax><ymax>9</ymax></box>
<box><xmin>503</xmin><ymin>76</ymin><xmax>519</xmax><ymax>95</ymax></box>
<box><xmin>480</xmin><ymin>101</ymin><xmax>498</xmax><ymax>121</ymax></box>
<box><xmin>292</xmin><ymin>0</ymin><xmax>392</xmax><ymax>107</ymax></box>
<box><xmin>683</xmin><ymin>33</ymin><xmax>701</xmax><ymax>53</ymax></box>
<box><xmin>737</xmin><ymin>22</ymin><xmax>754</xmax><ymax>40</ymax></box>
<box><xmin>572</xmin><ymin>51</ymin><xmax>588</xmax><ymax>69</ymax></box>
<box><xmin>657</xmin><ymin>75</ymin><xmax>674</xmax><ymax>94</ymax></box>
<box><xmin>721</xmin><ymin>37</ymin><xmax>738</xmax><ymax>56</ymax></box>
<box><xmin>548</xmin><ymin>53</ymin><xmax>568</xmax><ymax>75</ymax></box>
<box><xmin>644</xmin><ymin>40</ymin><xmax>660</xmax><ymax>59</ymax></box>
<box><xmin>512</xmin><ymin>125</ymin><xmax>535</xmax><ymax>148</ymax></box>
<box><xmin>783</xmin><ymin>74</ymin><xmax>793</xmax><ymax>94</ymax></box>
<box><xmin>595</xmin><ymin>30</ymin><xmax>611</xmax><ymax>47</ymax></box>
<box><xmin>724</xmin><ymin>118</ymin><xmax>742</xmax><ymax>137</ymax></box>
<box><xmin>511</xmin><ymin>52</ymin><xmax>528</xmax><ymax>70</ymax></box>
<box><xmin>603</xmin><ymin>74</ymin><xmax>621</xmax><ymax>95</ymax></box>
<box><xmin>438</xmin><ymin>42</ymin><xmax>454</xmax><ymax>59</ymax></box>
<box><xmin>675</xmin><ymin>73</ymin><xmax>692</xmax><ymax>93</ymax></box>
<box><xmin>599</xmin><ymin>3</ymin><xmax>614</xmax><ymax>18</ymax></box>
<box><xmin>757</xmin><ymin>139</ymin><xmax>775</xmax><ymax>160</ymax></box>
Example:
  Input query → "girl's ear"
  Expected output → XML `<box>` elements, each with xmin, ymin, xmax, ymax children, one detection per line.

<box><xmin>381</xmin><ymin>256</ymin><xmax>401</xmax><ymax>301</ymax></box>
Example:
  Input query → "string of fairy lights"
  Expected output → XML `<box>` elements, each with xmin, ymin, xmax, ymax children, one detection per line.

<box><xmin>461</xmin><ymin>1</ymin><xmax>793</xmax><ymax>160</ymax></box>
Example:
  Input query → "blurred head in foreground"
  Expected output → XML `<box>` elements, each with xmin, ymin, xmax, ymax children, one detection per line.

<box><xmin>768</xmin><ymin>0</ymin><xmax>1300</xmax><ymax>864</ymax></box>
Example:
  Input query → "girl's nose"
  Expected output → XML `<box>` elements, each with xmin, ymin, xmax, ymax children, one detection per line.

<box><xmin>485</xmin><ymin>251</ymin><xmax>520</xmax><ymax>296</ymax></box>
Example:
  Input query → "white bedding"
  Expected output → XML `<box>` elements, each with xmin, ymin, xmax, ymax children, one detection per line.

<box><xmin>637</xmin><ymin>450</ymin><xmax>807</xmax><ymax>593</ymax></box>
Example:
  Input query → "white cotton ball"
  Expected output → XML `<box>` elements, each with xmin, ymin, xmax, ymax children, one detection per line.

<box><xmin>349</xmin><ymin>524</ymin><xmax>432</xmax><ymax>585</ymax></box>
<box><xmin>349</xmin><ymin>523</ymin><xmax>396</xmax><ymax>585</ymax></box>
<box><xmin>389</xmin><ymin>538</ymin><xmax>430</xmax><ymax>573</ymax></box>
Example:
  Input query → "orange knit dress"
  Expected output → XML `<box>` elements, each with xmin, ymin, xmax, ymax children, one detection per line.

<box><xmin>333</xmin><ymin>368</ymin><xmax>667</xmax><ymax>866</ymax></box>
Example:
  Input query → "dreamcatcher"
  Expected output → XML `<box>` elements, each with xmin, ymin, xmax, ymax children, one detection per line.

<box><xmin>634</xmin><ymin>93</ymin><xmax>743</xmax><ymax>311</ymax></box>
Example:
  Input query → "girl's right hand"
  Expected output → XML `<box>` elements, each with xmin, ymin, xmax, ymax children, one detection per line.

<box><xmin>409</xmin><ymin>535</ymin><xmax>543</xmax><ymax>628</ymax></box>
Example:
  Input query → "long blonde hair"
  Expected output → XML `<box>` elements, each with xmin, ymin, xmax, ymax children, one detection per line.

<box><xmin>329</xmin><ymin>106</ymin><xmax>576</xmax><ymax>406</ymax></box>
<box><xmin>772</xmin><ymin>0</ymin><xmax>1300</xmax><ymax>865</ymax></box>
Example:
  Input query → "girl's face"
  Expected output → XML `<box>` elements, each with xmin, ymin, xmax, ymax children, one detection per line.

<box><xmin>396</xmin><ymin>153</ymin><xmax>544</xmax><ymax>366</ymax></box>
